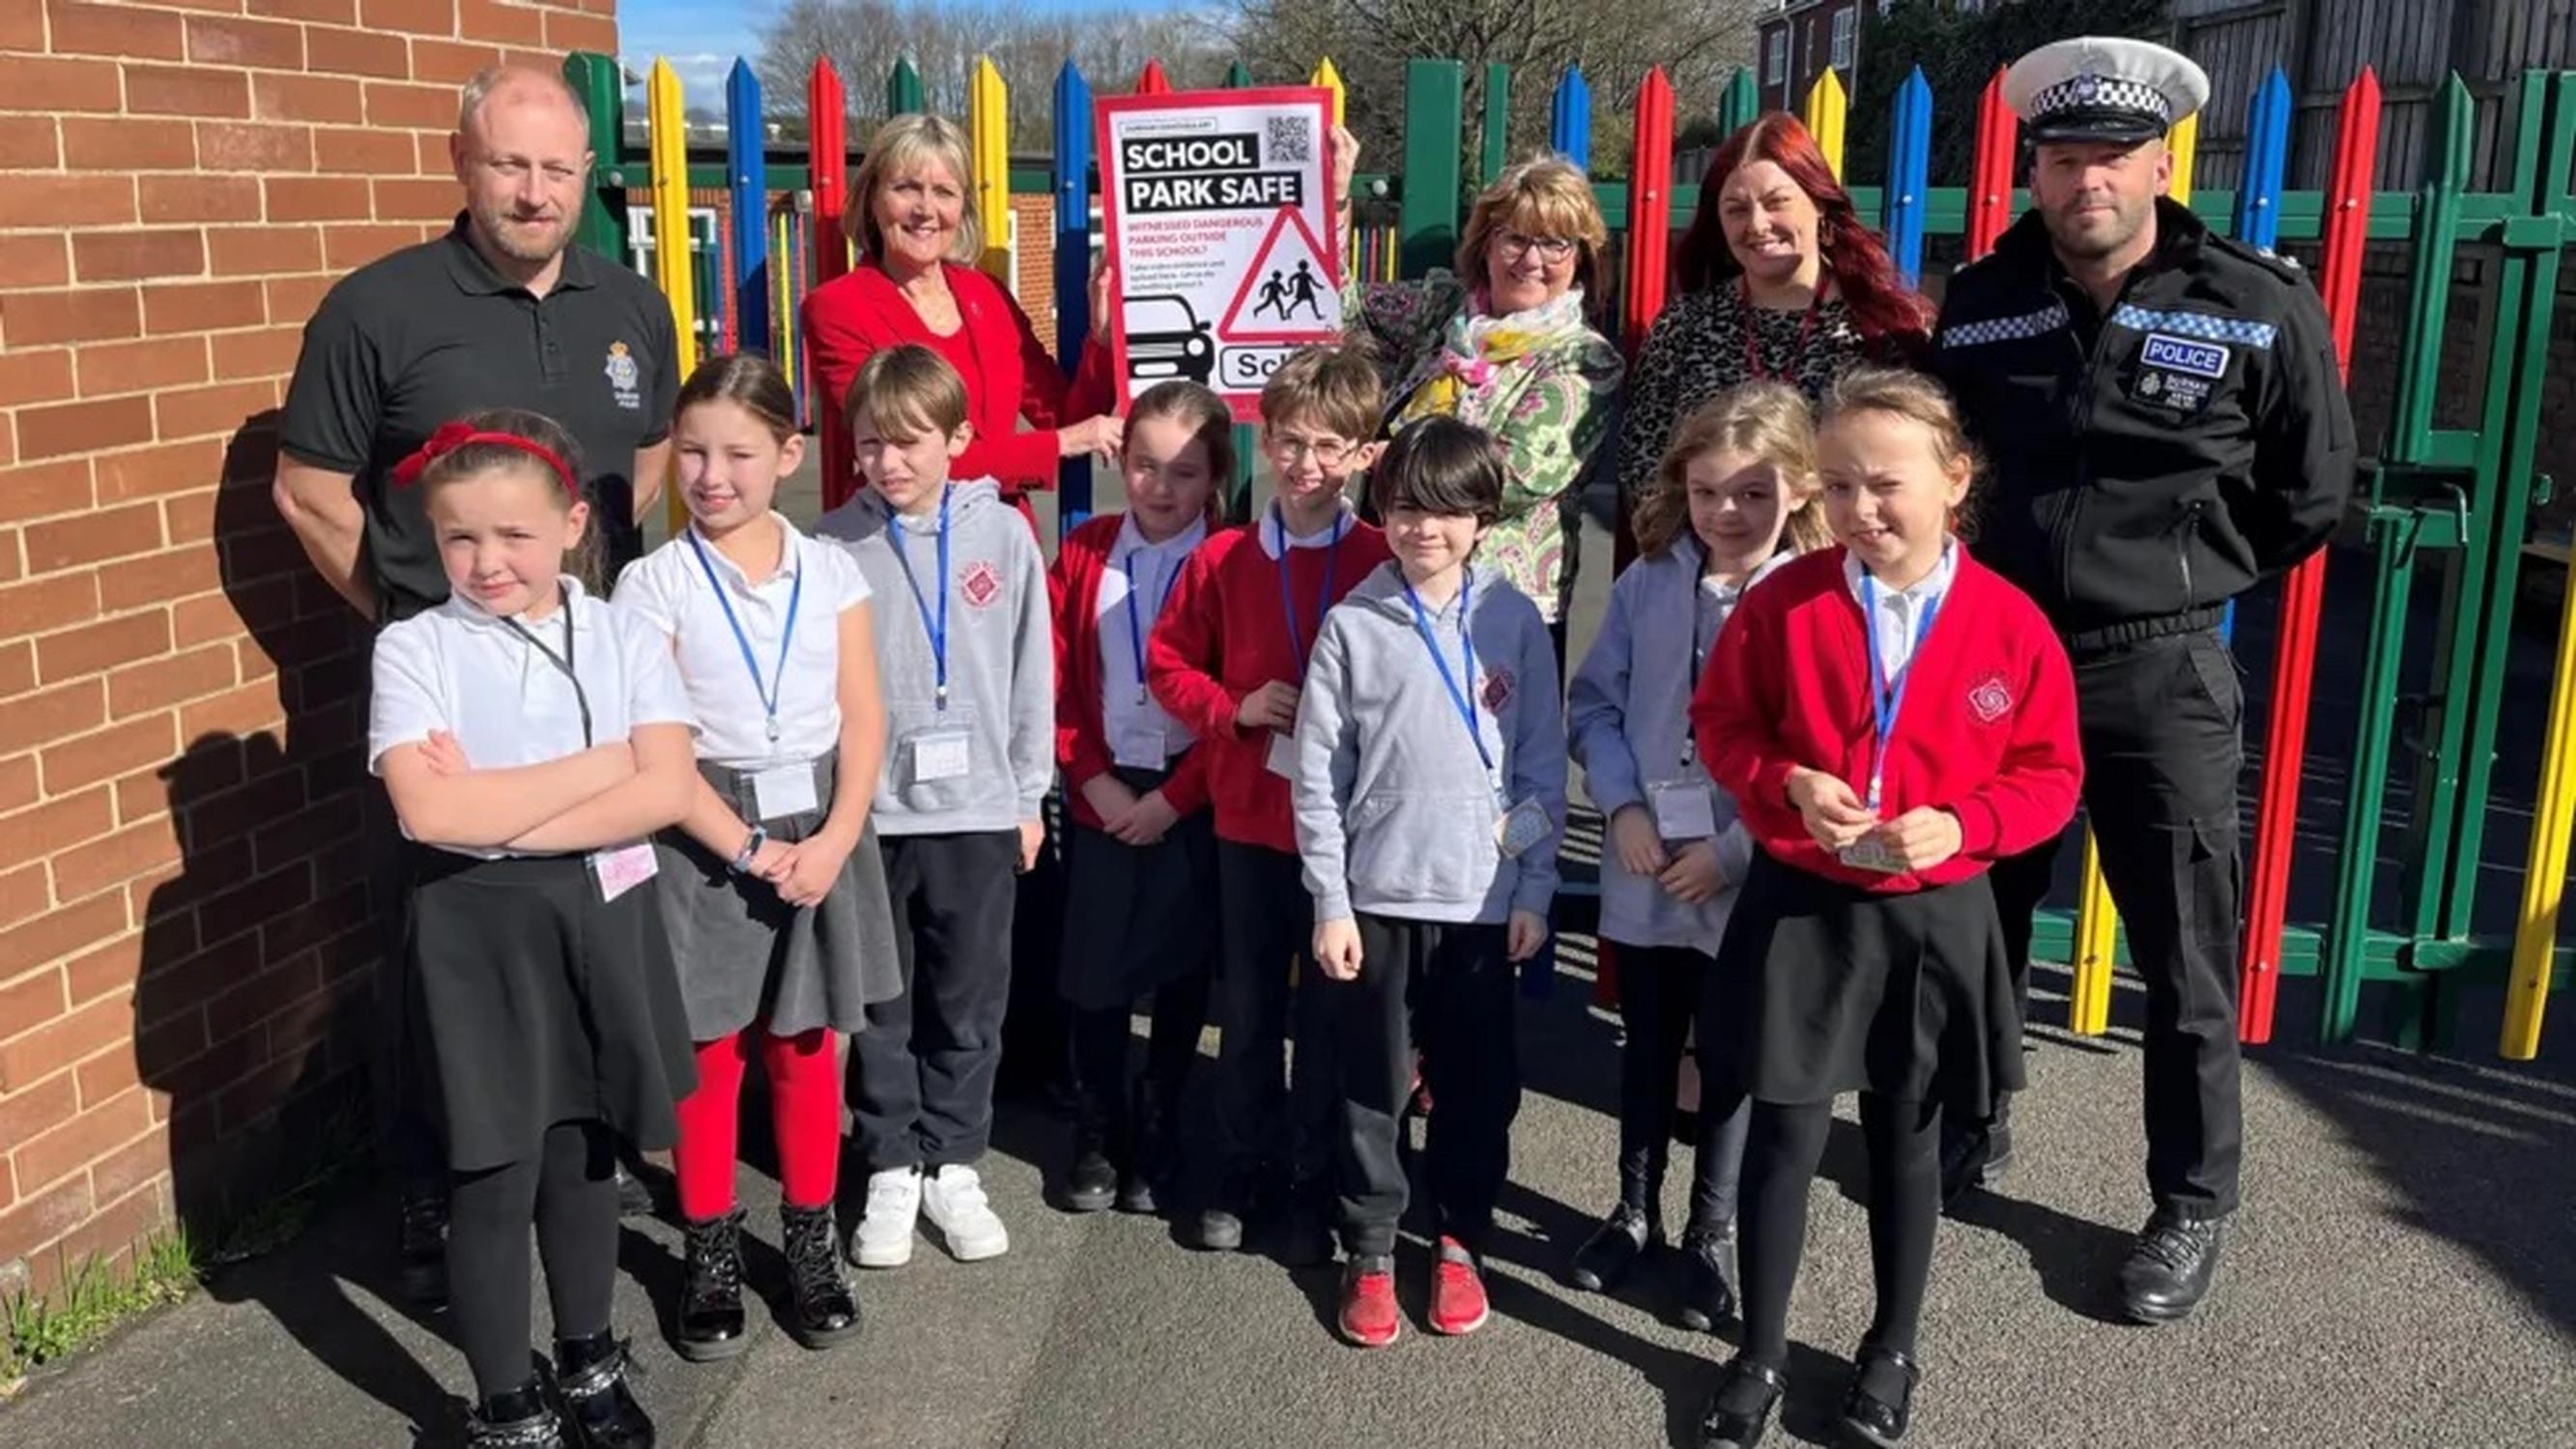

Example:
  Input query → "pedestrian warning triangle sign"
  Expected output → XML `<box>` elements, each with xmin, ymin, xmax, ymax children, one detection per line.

<box><xmin>1217</xmin><ymin>207</ymin><xmax>1340</xmax><ymax>345</ymax></box>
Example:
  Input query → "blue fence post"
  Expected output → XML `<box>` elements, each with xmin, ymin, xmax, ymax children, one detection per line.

<box><xmin>2233</xmin><ymin>65</ymin><xmax>2292</xmax><ymax>252</ymax></box>
<box><xmin>727</xmin><ymin>60</ymin><xmax>769</xmax><ymax>357</ymax></box>
<box><xmin>1055</xmin><ymin>59</ymin><xmax>1096</xmax><ymax>532</ymax></box>
<box><xmin>1550</xmin><ymin>65</ymin><xmax>1590</xmax><ymax>165</ymax></box>
<box><xmin>1884</xmin><ymin>68</ymin><xmax>1931</xmax><ymax>287</ymax></box>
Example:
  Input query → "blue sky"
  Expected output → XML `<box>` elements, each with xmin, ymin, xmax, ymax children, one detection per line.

<box><xmin>615</xmin><ymin>0</ymin><xmax>1178</xmax><ymax>100</ymax></box>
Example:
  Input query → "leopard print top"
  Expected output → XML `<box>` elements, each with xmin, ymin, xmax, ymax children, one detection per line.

<box><xmin>1614</xmin><ymin>285</ymin><xmax>1868</xmax><ymax>508</ymax></box>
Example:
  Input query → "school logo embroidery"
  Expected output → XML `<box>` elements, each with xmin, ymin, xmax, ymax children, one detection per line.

<box><xmin>604</xmin><ymin>341</ymin><xmax>643</xmax><ymax>412</ymax></box>
<box><xmin>1481</xmin><ymin>668</ymin><xmax>1515</xmax><ymax>712</ymax></box>
<box><xmin>1967</xmin><ymin>673</ymin><xmax>2014</xmax><ymax>724</ymax></box>
<box><xmin>959</xmin><ymin>560</ymin><xmax>1002</xmax><ymax>609</ymax></box>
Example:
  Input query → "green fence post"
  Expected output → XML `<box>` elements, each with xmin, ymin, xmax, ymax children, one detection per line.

<box><xmin>888</xmin><ymin>54</ymin><xmax>923</xmax><ymax>117</ymax></box>
<box><xmin>1718</xmin><ymin>67</ymin><xmax>1760</xmax><ymax>135</ymax></box>
<box><xmin>1401</xmin><ymin>60</ymin><xmax>1465</xmax><ymax>278</ymax></box>
<box><xmin>1224</xmin><ymin>59</ymin><xmax>1253</xmax><ymax>88</ymax></box>
<box><xmin>1481</xmin><ymin>62</ymin><xmax>1510</xmax><ymax>185</ymax></box>
<box><xmin>565</xmin><ymin>51</ymin><xmax>629</xmax><ymax>264</ymax></box>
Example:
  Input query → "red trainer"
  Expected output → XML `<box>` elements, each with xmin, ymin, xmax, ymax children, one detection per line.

<box><xmin>1429</xmin><ymin>1236</ymin><xmax>1490</xmax><ymax>1336</ymax></box>
<box><xmin>1338</xmin><ymin>1256</ymin><xmax>1401</xmax><ymax>1349</ymax></box>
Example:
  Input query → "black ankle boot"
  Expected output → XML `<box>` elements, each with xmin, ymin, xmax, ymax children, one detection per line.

<box><xmin>673</xmin><ymin>1209</ymin><xmax>747</xmax><ymax>1362</ymax></box>
<box><xmin>467</xmin><ymin>1379</ymin><xmax>562</xmax><ymax>1448</ymax></box>
<box><xmin>1063</xmin><ymin>1103</ymin><xmax>1118</xmax><ymax>1213</ymax></box>
<box><xmin>397</xmin><ymin>1183</ymin><xmax>449</xmax><ymax>1310</ymax></box>
<box><xmin>1839</xmin><ymin>1342</ymin><xmax>1923</xmax><ymax>1446</ymax></box>
<box><xmin>552</xmin><ymin>1332</ymin><xmax>653</xmax><ymax>1449</ymax></box>
<box><xmin>1677</xmin><ymin>1218</ymin><xmax>1737</xmax><ymax>1332</ymax></box>
<box><xmin>1568</xmin><ymin>1201</ymin><xmax>1655</xmax><ymax>1293</ymax></box>
<box><xmin>1697</xmin><ymin>1354</ymin><xmax>1786</xmax><ymax>1449</ymax></box>
<box><xmin>779</xmin><ymin>1202</ymin><xmax>863</xmax><ymax>1350</ymax></box>
<box><xmin>1118</xmin><ymin>1086</ymin><xmax>1174</xmax><ymax>1214</ymax></box>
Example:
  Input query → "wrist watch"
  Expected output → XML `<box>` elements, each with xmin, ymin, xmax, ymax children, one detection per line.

<box><xmin>730</xmin><ymin>824</ymin><xmax>767</xmax><ymax>875</ymax></box>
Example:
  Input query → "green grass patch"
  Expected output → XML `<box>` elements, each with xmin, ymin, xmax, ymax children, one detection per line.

<box><xmin>1</xmin><ymin>1227</ymin><xmax>201</xmax><ymax>1392</ymax></box>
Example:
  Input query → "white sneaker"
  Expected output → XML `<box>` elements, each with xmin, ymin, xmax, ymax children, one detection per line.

<box><xmin>920</xmin><ymin>1164</ymin><xmax>1010</xmax><ymax>1262</ymax></box>
<box><xmin>849</xmin><ymin>1166</ymin><xmax>922</xmax><ymax>1268</ymax></box>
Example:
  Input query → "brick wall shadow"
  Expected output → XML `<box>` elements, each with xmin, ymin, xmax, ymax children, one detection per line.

<box><xmin>129</xmin><ymin>410</ymin><xmax>450</xmax><ymax>1432</ymax></box>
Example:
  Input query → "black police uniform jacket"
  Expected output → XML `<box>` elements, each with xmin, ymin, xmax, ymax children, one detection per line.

<box><xmin>1931</xmin><ymin>198</ymin><xmax>2358</xmax><ymax>640</ymax></box>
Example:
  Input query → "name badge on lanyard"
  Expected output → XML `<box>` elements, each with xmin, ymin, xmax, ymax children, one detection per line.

<box><xmin>1838</xmin><ymin>576</ymin><xmax>1941</xmax><ymax>874</ymax></box>
<box><xmin>1268</xmin><ymin>504</ymin><xmax>1344</xmax><ymax>781</ymax></box>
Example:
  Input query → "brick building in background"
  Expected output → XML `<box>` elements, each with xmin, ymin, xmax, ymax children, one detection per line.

<box><xmin>1756</xmin><ymin>0</ymin><xmax>1894</xmax><ymax>113</ymax></box>
<box><xmin>0</xmin><ymin>0</ymin><xmax>619</xmax><ymax>1299</ymax></box>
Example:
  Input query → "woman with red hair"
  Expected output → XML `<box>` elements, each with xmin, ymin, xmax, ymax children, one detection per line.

<box><xmin>1613</xmin><ymin>112</ymin><xmax>1933</xmax><ymax>515</ymax></box>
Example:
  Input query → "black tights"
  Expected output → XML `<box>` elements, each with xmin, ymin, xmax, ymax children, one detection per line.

<box><xmin>1070</xmin><ymin>972</ymin><xmax>1211</xmax><ymax>1122</ymax></box>
<box><xmin>446</xmin><ymin>1120</ymin><xmax>619</xmax><ymax>1400</ymax></box>
<box><xmin>1735</xmin><ymin>1095</ymin><xmax>1943</xmax><ymax>1372</ymax></box>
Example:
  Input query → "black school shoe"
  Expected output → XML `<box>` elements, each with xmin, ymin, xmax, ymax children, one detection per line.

<box><xmin>1838</xmin><ymin>1342</ymin><xmax>1923</xmax><ymax>1447</ymax></box>
<box><xmin>1062</xmin><ymin>1131</ymin><xmax>1119</xmax><ymax>1214</ymax></box>
<box><xmin>2118</xmin><ymin>1208</ymin><xmax>2226</xmax><ymax>1323</ymax></box>
<box><xmin>1117</xmin><ymin>1087</ymin><xmax>1176</xmax><ymax>1215</ymax></box>
<box><xmin>673</xmin><ymin>1209</ymin><xmax>747</xmax><ymax>1362</ymax></box>
<box><xmin>1195</xmin><ymin>1160</ymin><xmax>1267</xmax><ymax>1252</ymax></box>
<box><xmin>1567</xmin><ymin>1202</ymin><xmax>1656</xmax><ymax>1293</ymax></box>
<box><xmin>467</xmin><ymin>1379</ymin><xmax>563</xmax><ymax>1448</ymax></box>
<box><xmin>1677</xmin><ymin>1219</ymin><xmax>1737</xmax><ymax>1332</ymax></box>
<box><xmin>552</xmin><ymin>1332</ymin><xmax>653</xmax><ymax>1449</ymax></box>
<box><xmin>396</xmin><ymin>1184</ymin><xmax>449</xmax><ymax>1310</ymax></box>
<box><xmin>1697</xmin><ymin>1354</ymin><xmax>1787</xmax><ymax>1449</ymax></box>
<box><xmin>779</xmin><ymin>1203</ymin><xmax>863</xmax><ymax>1350</ymax></box>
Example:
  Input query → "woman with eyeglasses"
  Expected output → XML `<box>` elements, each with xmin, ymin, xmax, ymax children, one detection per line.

<box><xmin>1330</xmin><ymin>129</ymin><xmax>1623</xmax><ymax>658</ymax></box>
<box><xmin>1615</xmin><ymin>113</ymin><xmax>1933</xmax><ymax>526</ymax></box>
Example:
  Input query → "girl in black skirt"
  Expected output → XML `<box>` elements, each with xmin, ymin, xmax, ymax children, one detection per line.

<box><xmin>368</xmin><ymin>409</ymin><xmax>700</xmax><ymax>1449</ymax></box>
<box><xmin>614</xmin><ymin>355</ymin><xmax>902</xmax><ymax>1361</ymax></box>
<box><xmin>1046</xmin><ymin>382</ymin><xmax>1231</xmax><ymax>1213</ymax></box>
<box><xmin>1687</xmin><ymin>368</ymin><xmax>2082</xmax><ymax>1448</ymax></box>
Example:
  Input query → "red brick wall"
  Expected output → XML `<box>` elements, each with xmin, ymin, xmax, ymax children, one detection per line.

<box><xmin>0</xmin><ymin>0</ymin><xmax>618</xmax><ymax>1299</ymax></box>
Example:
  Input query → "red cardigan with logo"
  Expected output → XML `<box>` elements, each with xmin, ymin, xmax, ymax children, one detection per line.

<box><xmin>1050</xmin><ymin>513</ymin><xmax>1216</xmax><ymax>830</ymax></box>
<box><xmin>1146</xmin><ymin>518</ymin><xmax>1392</xmax><ymax>853</ymax></box>
<box><xmin>800</xmin><ymin>260</ymin><xmax>1115</xmax><ymax>524</ymax></box>
<box><xmin>1691</xmin><ymin>545</ymin><xmax>2083</xmax><ymax>892</ymax></box>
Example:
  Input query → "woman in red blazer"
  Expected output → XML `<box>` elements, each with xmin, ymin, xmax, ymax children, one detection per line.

<box><xmin>802</xmin><ymin>113</ymin><xmax>1122</xmax><ymax>527</ymax></box>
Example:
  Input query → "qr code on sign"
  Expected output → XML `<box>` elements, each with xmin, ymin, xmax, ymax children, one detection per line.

<box><xmin>1266</xmin><ymin>115</ymin><xmax>1312</xmax><ymax>162</ymax></box>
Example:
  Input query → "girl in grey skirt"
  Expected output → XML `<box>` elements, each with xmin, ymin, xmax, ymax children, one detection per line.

<box><xmin>615</xmin><ymin>355</ymin><xmax>901</xmax><ymax>1361</ymax></box>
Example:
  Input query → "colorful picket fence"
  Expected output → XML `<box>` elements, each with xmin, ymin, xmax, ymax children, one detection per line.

<box><xmin>563</xmin><ymin>49</ymin><xmax>2576</xmax><ymax>1062</ymax></box>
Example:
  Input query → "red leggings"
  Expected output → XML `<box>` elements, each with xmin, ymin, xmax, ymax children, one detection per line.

<box><xmin>673</xmin><ymin>1028</ymin><xmax>842</xmax><ymax>1220</ymax></box>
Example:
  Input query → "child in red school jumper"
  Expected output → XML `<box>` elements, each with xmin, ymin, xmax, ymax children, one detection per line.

<box><xmin>1147</xmin><ymin>346</ymin><xmax>1391</xmax><ymax>1257</ymax></box>
<box><xmin>1689</xmin><ymin>367</ymin><xmax>2081</xmax><ymax>1449</ymax></box>
<box><xmin>1047</xmin><ymin>381</ymin><xmax>1234</xmax><ymax>1214</ymax></box>
<box><xmin>613</xmin><ymin>354</ymin><xmax>900</xmax><ymax>1361</ymax></box>
<box><xmin>367</xmin><ymin>410</ymin><xmax>697</xmax><ymax>1449</ymax></box>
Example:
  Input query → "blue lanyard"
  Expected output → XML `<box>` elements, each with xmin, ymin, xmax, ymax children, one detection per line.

<box><xmin>1118</xmin><ymin>535</ymin><xmax>1183</xmax><ymax>706</ymax></box>
<box><xmin>1858</xmin><ymin>572</ymin><xmax>1943</xmax><ymax>810</ymax></box>
<box><xmin>1401</xmin><ymin>570</ymin><xmax>1493</xmax><ymax>779</ymax></box>
<box><xmin>885</xmin><ymin>488</ymin><xmax>952</xmax><ymax>710</ymax></box>
<box><xmin>1272</xmin><ymin>503</ymin><xmax>1344</xmax><ymax>670</ymax></box>
<box><xmin>685</xmin><ymin>526</ymin><xmax>802</xmax><ymax>745</ymax></box>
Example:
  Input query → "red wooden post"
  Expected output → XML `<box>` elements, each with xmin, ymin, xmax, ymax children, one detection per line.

<box><xmin>1966</xmin><ymin>68</ymin><xmax>2015</xmax><ymax>259</ymax></box>
<box><xmin>1136</xmin><ymin>59</ymin><xmax>1170</xmax><ymax>95</ymax></box>
<box><xmin>2239</xmin><ymin>68</ymin><xmax>2380</xmax><ymax>1042</ymax></box>
<box><xmin>1609</xmin><ymin>65</ymin><xmax>1674</xmax><ymax>580</ymax></box>
<box><xmin>809</xmin><ymin>59</ymin><xmax>851</xmax><ymax>507</ymax></box>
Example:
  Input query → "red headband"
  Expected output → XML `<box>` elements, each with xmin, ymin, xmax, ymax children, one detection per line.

<box><xmin>390</xmin><ymin>420</ymin><xmax>580</xmax><ymax>498</ymax></box>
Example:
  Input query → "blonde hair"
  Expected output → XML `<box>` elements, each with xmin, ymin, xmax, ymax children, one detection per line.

<box><xmin>848</xmin><ymin>113</ymin><xmax>984</xmax><ymax>267</ymax></box>
<box><xmin>1633</xmin><ymin>382</ymin><xmax>1826</xmax><ymax>558</ymax></box>
<box><xmin>1259</xmin><ymin>344</ymin><xmax>1384</xmax><ymax>441</ymax></box>
<box><xmin>844</xmin><ymin>343</ymin><xmax>970</xmax><ymax>442</ymax></box>
<box><xmin>1458</xmin><ymin>155</ymin><xmax>1613</xmax><ymax>307</ymax></box>
<box><xmin>1819</xmin><ymin>365</ymin><xmax>1984</xmax><ymax>536</ymax></box>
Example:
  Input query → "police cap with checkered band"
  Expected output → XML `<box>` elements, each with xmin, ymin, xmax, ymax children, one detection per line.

<box><xmin>2002</xmin><ymin>36</ymin><xmax>2210</xmax><ymax>146</ymax></box>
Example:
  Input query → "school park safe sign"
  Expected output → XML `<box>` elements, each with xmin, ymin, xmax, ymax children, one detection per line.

<box><xmin>1097</xmin><ymin>88</ymin><xmax>1341</xmax><ymax>421</ymax></box>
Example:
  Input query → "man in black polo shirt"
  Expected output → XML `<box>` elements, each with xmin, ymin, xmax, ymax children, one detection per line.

<box><xmin>275</xmin><ymin>62</ymin><xmax>676</xmax><ymax>619</ymax></box>
<box><xmin>272</xmin><ymin>63</ymin><xmax>678</xmax><ymax>1305</ymax></box>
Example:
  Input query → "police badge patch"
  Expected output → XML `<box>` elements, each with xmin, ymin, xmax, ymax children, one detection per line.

<box><xmin>2130</xmin><ymin>331</ymin><xmax>2224</xmax><ymax>415</ymax></box>
<box><xmin>604</xmin><ymin>341</ymin><xmax>643</xmax><ymax>412</ymax></box>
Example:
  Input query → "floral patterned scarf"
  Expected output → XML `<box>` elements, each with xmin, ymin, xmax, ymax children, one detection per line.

<box><xmin>1394</xmin><ymin>287</ymin><xmax>1595</xmax><ymax>427</ymax></box>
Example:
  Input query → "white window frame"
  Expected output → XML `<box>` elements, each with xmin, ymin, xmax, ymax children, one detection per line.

<box><xmin>1765</xmin><ymin>29</ymin><xmax>1788</xmax><ymax>85</ymax></box>
<box><xmin>1831</xmin><ymin>6</ymin><xmax>1856</xmax><ymax>71</ymax></box>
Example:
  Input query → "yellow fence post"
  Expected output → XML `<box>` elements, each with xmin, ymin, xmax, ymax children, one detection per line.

<box><xmin>2503</xmin><ymin>574</ymin><xmax>2576</xmax><ymax>1056</ymax></box>
<box><xmin>2165</xmin><ymin>110</ymin><xmax>2200</xmax><ymax>204</ymax></box>
<box><xmin>1802</xmin><ymin>69</ymin><xmax>1846</xmax><ymax>180</ymax></box>
<box><xmin>968</xmin><ymin>56</ymin><xmax>1011</xmax><ymax>284</ymax></box>
<box><xmin>647</xmin><ymin>57</ymin><xmax>697</xmax><ymax>535</ymax></box>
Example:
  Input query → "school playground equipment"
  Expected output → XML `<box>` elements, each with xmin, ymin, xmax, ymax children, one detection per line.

<box><xmin>555</xmin><ymin>48</ymin><xmax>2576</xmax><ymax>1065</ymax></box>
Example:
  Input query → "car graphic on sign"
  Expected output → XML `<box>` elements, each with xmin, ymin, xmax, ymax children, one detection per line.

<box><xmin>1124</xmin><ymin>294</ymin><xmax>1216</xmax><ymax>384</ymax></box>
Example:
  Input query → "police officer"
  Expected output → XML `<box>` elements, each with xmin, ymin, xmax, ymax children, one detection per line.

<box><xmin>271</xmin><ymin>63</ymin><xmax>679</xmax><ymax>1305</ymax></box>
<box><xmin>1930</xmin><ymin>37</ymin><xmax>2356</xmax><ymax>1323</ymax></box>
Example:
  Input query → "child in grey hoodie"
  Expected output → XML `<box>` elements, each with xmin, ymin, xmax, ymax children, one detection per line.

<box><xmin>815</xmin><ymin>345</ymin><xmax>1050</xmax><ymax>1272</ymax></box>
<box><xmin>1292</xmin><ymin>415</ymin><xmax>1567</xmax><ymax>1349</ymax></box>
<box><xmin>1562</xmin><ymin>381</ymin><xmax>1827</xmax><ymax>1329</ymax></box>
